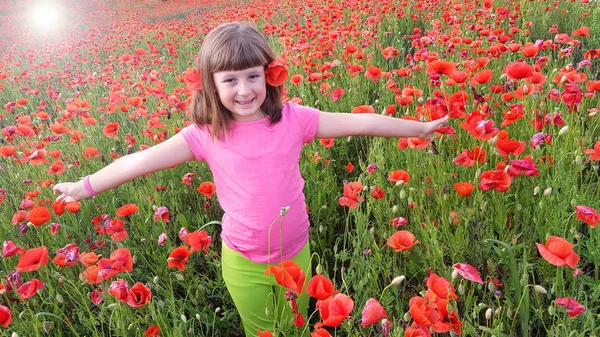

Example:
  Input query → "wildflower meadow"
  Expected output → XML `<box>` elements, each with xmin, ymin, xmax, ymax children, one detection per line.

<box><xmin>1</xmin><ymin>0</ymin><xmax>599</xmax><ymax>336</ymax></box>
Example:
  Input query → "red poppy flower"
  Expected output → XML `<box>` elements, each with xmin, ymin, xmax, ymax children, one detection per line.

<box><xmin>183</xmin><ymin>68</ymin><xmax>202</xmax><ymax>91</ymax></box>
<box><xmin>370</xmin><ymin>186</ymin><xmax>385</xmax><ymax>200</ymax></box>
<box><xmin>197</xmin><ymin>182</ymin><xmax>216</xmax><ymax>199</ymax></box>
<box><xmin>398</xmin><ymin>137</ymin><xmax>431</xmax><ymax>150</ymax></box>
<box><xmin>265</xmin><ymin>60</ymin><xmax>288</xmax><ymax>86</ymax></box>
<box><xmin>17</xmin><ymin>278</ymin><xmax>44</xmax><ymax>300</ymax></box>
<box><xmin>80</xmin><ymin>265</ymin><xmax>102</xmax><ymax>284</ymax></box>
<box><xmin>145</xmin><ymin>325</ymin><xmax>161</xmax><ymax>337</ymax></box>
<box><xmin>572</xmin><ymin>26</ymin><xmax>590</xmax><ymax>37</ymax></box>
<box><xmin>495</xmin><ymin>138</ymin><xmax>526</xmax><ymax>157</ymax></box>
<box><xmin>536</xmin><ymin>236</ymin><xmax>580</xmax><ymax>269</ymax></box>
<box><xmin>26</xmin><ymin>207</ymin><xmax>51</xmax><ymax>226</ymax></box>
<box><xmin>183</xmin><ymin>230</ymin><xmax>213</xmax><ymax>253</ymax></box>
<box><xmin>314</xmin><ymin>293</ymin><xmax>354</xmax><ymax>328</ymax></box>
<box><xmin>426</xmin><ymin>60</ymin><xmax>457</xmax><ymax>77</ymax></box>
<box><xmin>108</xmin><ymin>279</ymin><xmax>130</xmax><ymax>302</ymax></box>
<box><xmin>388</xmin><ymin>230</ymin><xmax>419</xmax><ymax>252</ymax></box>
<box><xmin>167</xmin><ymin>246</ymin><xmax>191</xmax><ymax>271</ymax></box>
<box><xmin>583</xmin><ymin>140</ymin><xmax>600</xmax><ymax>160</ymax></box>
<box><xmin>258</xmin><ymin>329</ymin><xmax>273</xmax><ymax>337</ymax></box>
<box><xmin>79</xmin><ymin>252</ymin><xmax>100</xmax><ymax>267</ymax></box>
<box><xmin>574</xmin><ymin>205</ymin><xmax>599</xmax><ymax>227</ymax></box>
<box><xmin>103</xmin><ymin>122</ymin><xmax>119</xmax><ymax>138</ymax></box>
<box><xmin>0</xmin><ymin>305</ymin><xmax>11</xmax><ymax>327</ymax></box>
<box><xmin>479</xmin><ymin>170</ymin><xmax>511</xmax><ymax>192</ymax></box>
<box><xmin>290</xmin><ymin>74</ymin><xmax>303</xmax><ymax>86</ymax></box>
<box><xmin>311</xmin><ymin>328</ymin><xmax>331</xmax><ymax>337</ymax></box>
<box><xmin>351</xmin><ymin>105</ymin><xmax>375</xmax><ymax>114</ymax></box>
<box><xmin>127</xmin><ymin>282</ymin><xmax>152</xmax><ymax>308</ymax></box>
<box><xmin>408</xmin><ymin>296</ymin><xmax>440</xmax><ymax>327</ymax></box>
<box><xmin>387</xmin><ymin>170</ymin><xmax>410</xmax><ymax>183</ymax></box>
<box><xmin>453</xmin><ymin>182</ymin><xmax>474</xmax><ymax>197</ymax></box>
<box><xmin>15</xmin><ymin>246</ymin><xmax>49</xmax><ymax>272</ymax></box>
<box><xmin>264</xmin><ymin>260</ymin><xmax>306</xmax><ymax>294</ymax></box>
<box><xmin>555</xmin><ymin>297</ymin><xmax>585</xmax><ymax>317</ymax></box>
<box><xmin>116</xmin><ymin>204</ymin><xmax>139</xmax><ymax>217</ymax></box>
<box><xmin>452</xmin><ymin>263</ymin><xmax>483</xmax><ymax>284</ymax></box>
<box><xmin>2</xmin><ymin>240</ymin><xmax>25</xmax><ymax>257</ymax></box>
<box><xmin>360</xmin><ymin>298</ymin><xmax>389</xmax><ymax>327</ymax></box>
<box><xmin>306</xmin><ymin>274</ymin><xmax>337</xmax><ymax>300</ymax></box>
<box><xmin>425</xmin><ymin>273</ymin><xmax>458</xmax><ymax>302</ymax></box>
<box><xmin>460</xmin><ymin>114</ymin><xmax>499</xmax><ymax>141</ymax></box>
<box><xmin>504</xmin><ymin>62</ymin><xmax>534</xmax><ymax>80</ymax></box>
<box><xmin>0</xmin><ymin>145</ymin><xmax>16</xmax><ymax>157</ymax></box>
<box><xmin>404</xmin><ymin>323</ymin><xmax>429</xmax><ymax>337</ymax></box>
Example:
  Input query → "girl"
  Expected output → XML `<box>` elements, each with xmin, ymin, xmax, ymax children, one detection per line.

<box><xmin>53</xmin><ymin>22</ymin><xmax>448</xmax><ymax>336</ymax></box>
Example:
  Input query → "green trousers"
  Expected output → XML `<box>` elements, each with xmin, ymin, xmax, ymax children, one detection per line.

<box><xmin>221</xmin><ymin>241</ymin><xmax>311</xmax><ymax>337</ymax></box>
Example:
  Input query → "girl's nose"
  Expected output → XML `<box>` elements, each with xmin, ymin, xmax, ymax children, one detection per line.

<box><xmin>237</xmin><ymin>81</ymin><xmax>251</xmax><ymax>95</ymax></box>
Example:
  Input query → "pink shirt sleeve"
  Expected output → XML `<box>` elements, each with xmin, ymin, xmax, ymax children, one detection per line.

<box><xmin>180</xmin><ymin>124</ymin><xmax>207</xmax><ymax>162</ymax></box>
<box><xmin>286</xmin><ymin>103</ymin><xmax>321</xmax><ymax>143</ymax></box>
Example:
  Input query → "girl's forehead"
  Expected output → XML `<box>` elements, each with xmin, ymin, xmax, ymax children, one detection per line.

<box><xmin>213</xmin><ymin>66</ymin><xmax>264</xmax><ymax>77</ymax></box>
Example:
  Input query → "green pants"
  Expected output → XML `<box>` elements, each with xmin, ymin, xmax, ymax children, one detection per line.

<box><xmin>221</xmin><ymin>241</ymin><xmax>311</xmax><ymax>337</ymax></box>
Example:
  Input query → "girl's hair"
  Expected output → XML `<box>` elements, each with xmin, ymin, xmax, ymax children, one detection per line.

<box><xmin>189</xmin><ymin>22</ymin><xmax>282</xmax><ymax>139</ymax></box>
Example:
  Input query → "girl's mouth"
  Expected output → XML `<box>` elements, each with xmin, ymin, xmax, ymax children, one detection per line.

<box><xmin>236</xmin><ymin>98</ymin><xmax>255</xmax><ymax>105</ymax></box>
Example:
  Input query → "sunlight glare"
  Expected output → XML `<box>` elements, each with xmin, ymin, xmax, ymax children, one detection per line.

<box><xmin>29</xmin><ymin>1</ymin><xmax>64</xmax><ymax>36</ymax></box>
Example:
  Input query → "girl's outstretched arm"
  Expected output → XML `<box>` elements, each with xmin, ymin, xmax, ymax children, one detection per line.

<box><xmin>315</xmin><ymin>111</ymin><xmax>448</xmax><ymax>139</ymax></box>
<box><xmin>53</xmin><ymin>132</ymin><xmax>195</xmax><ymax>203</ymax></box>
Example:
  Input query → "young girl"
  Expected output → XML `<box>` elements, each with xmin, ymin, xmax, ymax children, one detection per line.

<box><xmin>53</xmin><ymin>22</ymin><xmax>448</xmax><ymax>336</ymax></box>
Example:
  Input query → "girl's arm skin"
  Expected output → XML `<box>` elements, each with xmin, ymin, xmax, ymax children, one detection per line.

<box><xmin>53</xmin><ymin>132</ymin><xmax>195</xmax><ymax>203</ymax></box>
<box><xmin>316</xmin><ymin>111</ymin><xmax>449</xmax><ymax>139</ymax></box>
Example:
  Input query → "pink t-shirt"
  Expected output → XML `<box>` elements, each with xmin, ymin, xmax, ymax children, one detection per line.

<box><xmin>181</xmin><ymin>102</ymin><xmax>320</xmax><ymax>263</ymax></box>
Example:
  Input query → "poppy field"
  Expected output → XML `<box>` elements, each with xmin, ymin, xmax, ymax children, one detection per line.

<box><xmin>1</xmin><ymin>0</ymin><xmax>600</xmax><ymax>336</ymax></box>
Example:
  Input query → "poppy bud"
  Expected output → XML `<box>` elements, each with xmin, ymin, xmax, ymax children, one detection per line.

<box><xmin>391</xmin><ymin>275</ymin><xmax>405</xmax><ymax>285</ymax></box>
<box><xmin>215</xmin><ymin>307</ymin><xmax>221</xmax><ymax>313</ymax></box>
<box><xmin>558</xmin><ymin>126</ymin><xmax>569</xmax><ymax>136</ymax></box>
<box><xmin>347</xmin><ymin>136</ymin><xmax>352</xmax><ymax>142</ymax></box>
<box><xmin>495</xmin><ymin>306</ymin><xmax>502</xmax><ymax>316</ymax></box>
<box><xmin>417</xmin><ymin>97</ymin><xmax>424</xmax><ymax>104</ymax></box>
<box><xmin>403</xmin><ymin>312</ymin><xmax>411</xmax><ymax>321</ymax></box>
<box><xmin>548</xmin><ymin>305</ymin><xmax>555</xmax><ymax>315</ymax></box>
<box><xmin>533</xmin><ymin>285</ymin><xmax>547</xmax><ymax>294</ymax></box>
<box><xmin>458</xmin><ymin>283</ymin><xmax>465</xmax><ymax>295</ymax></box>
<box><xmin>280</xmin><ymin>206</ymin><xmax>290</xmax><ymax>216</ymax></box>
<box><xmin>319</xmin><ymin>225</ymin><xmax>324</xmax><ymax>233</ymax></box>
<box><xmin>174</xmin><ymin>273</ymin><xmax>184</xmax><ymax>281</ymax></box>
<box><xmin>533</xmin><ymin>186</ymin><xmax>541</xmax><ymax>195</ymax></box>
<box><xmin>485</xmin><ymin>308</ymin><xmax>492</xmax><ymax>320</ymax></box>
<box><xmin>106</xmin><ymin>303</ymin><xmax>118</xmax><ymax>310</ymax></box>
<box><xmin>265</xmin><ymin>307</ymin><xmax>272</xmax><ymax>317</ymax></box>
<box><xmin>12</xmin><ymin>333</ymin><xmax>18</xmax><ymax>337</ymax></box>
<box><xmin>316</xmin><ymin>263</ymin><xmax>323</xmax><ymax>275</ymax></box>
<box><xmin>392</xmin><ymin>205</ymin><xmax>398</xmax><ymax>213</ymax></box>
<box><xmin>181</xmin><ymin>314</ymin><xmax>187</xmax><ymax>323</ymax></box>
<box><xmin>188</xmin><ymin>328</ymin><xmax>193</xmax><ymax>334</ymax></box>
<box><xmin>399</xmin><ymin>189</ymin><xmax>406</xmax><ymax>199</ymax></box>
<box><xmin>575</xmin><ymin>155</ymin><xmax>582</xmax><ymax>165</ymax></box>
<box><xmin>153</xmin><ymin>276</ymin><xmax>159</xmax><ymax>283</ymax></box>
<box><xmin>56</xmin><ymin>293</ymin><xmax>63</xmax><ymax>303</ymax></box>
<box><xmin>452</xmin><ymin>269</ymin><xmax>459</xmax><ymax>280</ymax></box>
<box><xmin>43</xmin><ymin>321</ymin><xmax>53</xmax><ymax>333</ymax></box>
<box><xmin>488</xmin><ymin>282</ymin><xmax>495</xmax><ymax>292</ymax></box>
<box><xmin>543</xmin><ymin>187</ymin><xmax>552</xmax><ymax>196</ymax></box>
<box><xmin>128</xmin><ymin>323</ymin><xmax>136</xmax><ymax>330</ymax></box>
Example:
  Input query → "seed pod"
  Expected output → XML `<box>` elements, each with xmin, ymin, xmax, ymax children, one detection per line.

<box><xmin>485</xmin><ymin>308</ymin><xmax>492</xmax><ymax>320</ymax></box>
<box><xmin>533</xmin><ymin>285</ymin><xmax>547</xmax><ymax>294</ymax></box>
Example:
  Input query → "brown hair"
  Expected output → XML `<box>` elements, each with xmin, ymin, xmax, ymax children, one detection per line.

<box><xmin>188</xmin><ymin>22</ymin><xmax>282</xmax><ymax>139</ymax></box>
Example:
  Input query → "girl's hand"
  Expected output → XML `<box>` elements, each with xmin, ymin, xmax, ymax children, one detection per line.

<box><xmin>422</xmin><ymin>115</ymin><xmax>449</xmax><ymax>139</ymax></box>
<box><xmin>53</xmin><ymin>181</ymin><xmax>89</xmax><ymax>203</ymax></box>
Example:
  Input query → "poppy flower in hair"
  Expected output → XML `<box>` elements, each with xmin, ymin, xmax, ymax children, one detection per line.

<box><xmin>183</xmin><ymin>68</ymin><xmax>202</xmax><ymax>91</ymax></box>
<box><xmin>265</xmin><ymin>60</ymin><xmax>288</xmax><ymax>86</ymax></box>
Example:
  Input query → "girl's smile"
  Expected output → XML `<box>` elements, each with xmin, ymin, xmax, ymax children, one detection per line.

<box><xmin>213</xmin><ymin>66</ymin><xmax>267</xmax><ymax>121</ymax></box>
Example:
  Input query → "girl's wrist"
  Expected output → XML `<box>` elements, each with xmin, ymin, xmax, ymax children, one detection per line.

<box><xmin>83</xmin><ymin>175</ymin><xmax>98</xmax><ymax>197</ymax></box>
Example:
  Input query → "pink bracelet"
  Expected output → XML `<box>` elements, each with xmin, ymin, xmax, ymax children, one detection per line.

<box><xmin>83</xmin><ymin>175</ymin><xmax>98</xmax><ymax>197</ymax></box>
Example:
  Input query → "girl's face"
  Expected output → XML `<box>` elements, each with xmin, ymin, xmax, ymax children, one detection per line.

<box><xmin>212</xmin><ymin>66</ymin><xmax>267</xmax><ymax>122</ymax></box>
